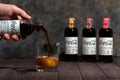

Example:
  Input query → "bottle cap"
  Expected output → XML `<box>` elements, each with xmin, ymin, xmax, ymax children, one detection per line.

<box><xmin>103</xmin><ymin>18</ymin><xmax>110</xmax><ymax>21</ymax></box>
<box><xmin>69</xmin><ymin>18</ymin><xmax>75</xmax><ymax>21</ymax></box>
<box><xmin>87</xmin><ymin>18</ymin><xmax>93</xmax><ymax>21</ymax></box>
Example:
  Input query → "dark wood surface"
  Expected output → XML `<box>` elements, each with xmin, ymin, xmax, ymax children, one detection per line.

<box><xmin>0</xmin><ymin>57</ymin><xmax>120</xmax><ymax>80</ymax></box>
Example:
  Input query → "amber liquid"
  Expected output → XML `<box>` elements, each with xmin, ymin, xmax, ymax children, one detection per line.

<box><xmin>36</xmin><ymin>56</ymin><xmax>59</xmax><ymax>67</ymax></box>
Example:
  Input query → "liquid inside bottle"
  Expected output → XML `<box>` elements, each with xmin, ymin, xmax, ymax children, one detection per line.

<box><xmin>60</xmin><ymin>18</ymin><xmax>78</xmax><ymax>61</ymax></box>
<box><xmin>82</xmin><ymin>18</ymin><xmax>96</xmax><ymax>62</ymax></box>
<box><xmin>99</xmin><ymin>18</ymin><xmax>113</xmax><ymax>63</ymax></box>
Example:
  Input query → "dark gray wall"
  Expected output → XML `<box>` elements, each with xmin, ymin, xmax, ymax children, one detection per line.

<box><xmin>0</xmin><ymin>0</ymin><xmax>120</xmax><ymax>57</ymax></box>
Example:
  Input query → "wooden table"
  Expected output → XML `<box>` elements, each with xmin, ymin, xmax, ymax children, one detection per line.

<box><xmin>0</xmin><ymin>57</ymin><xmax>120</xmax><ymax>80</ymax></box>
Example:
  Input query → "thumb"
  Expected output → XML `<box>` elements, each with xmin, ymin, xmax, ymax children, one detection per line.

<box><xmin>13</xmin><ymin>6</ymin><xmax>31</xmax><ymax>20</ymax></box>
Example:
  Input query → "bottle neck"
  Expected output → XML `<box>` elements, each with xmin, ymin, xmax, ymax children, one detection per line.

<box><xmin>86</xmin><ymin>19</ymin><xmax>93</xmax><ymax>29</ymax></box>
<box><xmin>103</xmin><ymin>18</ymin><xmax>110</xmax><ymax>29</ymax></box>
<box><xmin>69</xmin><ymin>21</ymin><xmax>75</xmax><ymax>29</ymax></box>
<box><xmin>68</xmin><ymin>18</ymin><xmax>75</xmax><ymax>29</ymax></box>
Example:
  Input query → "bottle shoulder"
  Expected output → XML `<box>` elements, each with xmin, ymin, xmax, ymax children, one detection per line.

<box><xmin>64</xmin><ymin>27</ymin><xmax>78</xmax><ymax>32</ymax></box>
<box><xmin>64</xmin><ymin>27</ymin><xmax>78</xmax><ymax>36</ymax></box>
<box><xmin>83</xmin><ymin>27</ymin><xmax>96</xmax><ymax>30</ymax></box>
<box><xmin>99</xmin><ymin>28</ymin><xmax>113</xmax><ymax>32</ymax></box>
<box><xmin>82</xmin><ymin>27</ymin><xmax>96</xmax><ymax>37</ymax></box>
<box><xmin>99</xmin><ymin>28</ymin><xmax>113</xmax><ymax>37</ymax></box>
<box><xmin>65</xmin><ymin>27</ymin><xmax>78</xmax><ymax>30</ymax></box>
<box><xmin>82</xmin><ymin>27</ymin><xmax>96</xmax><ymax>33</ymax></box>
<box><xmin>99</xmin><ymin>28</ymin><xmax>112</xmax><ymax>30</ymax></box>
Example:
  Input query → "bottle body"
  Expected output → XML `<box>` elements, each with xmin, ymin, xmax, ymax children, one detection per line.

<box><xmin>20</xmin><ymin>23</ymin><xmax>34</xmax><ymax>39</ymax></box>
<box><xmin>62</xmin><ymin>18</ymin><xmax>78</xmax><ymax>61</ymax></box>
<box><xmin>64</xmin><ymin>27</ymin><xmax>78</xmax><ymax>61</ymax></box>
<box><xmin>99</xmin><ymin>18</ymin><xmax>113</xmax><ymax>63</ymax></box>
<box><xmin>82</xmin><ymin>18</ymin><xmax>96</xmax><ymax>62</ymax></box>
<box><xmin>0</xmin><ymin>20</ymin><xmax>43</xmax><ymax>40</ymax></box>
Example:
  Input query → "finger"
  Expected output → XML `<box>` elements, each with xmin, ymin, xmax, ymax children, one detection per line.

<box><xmin>11</xmin><ymin>34</ymin><xmax>19</xmax><ymax>41</ymax></box>
<box><xmin>13</xmin><ymin>6</ymin><xmax>31</xmax><ymax>20</ymax></box>
<box><xmin>17</xmin><ymin>15</ymin><xmax>26</xmax><ymax>23</ymax></box>
<box><xmin>4</xmin><ymin>33</ymin><xmax>11</xmax><ymax>40</ymax></box>
<box><xmin>17</xmin><ymin>15</ymin><xmax>22</xmax><ymax>20</ymax></box>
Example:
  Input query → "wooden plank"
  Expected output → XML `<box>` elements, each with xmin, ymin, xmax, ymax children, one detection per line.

<box><xmin>9</xmin><ymin>70</ymin><xmax>35</xmax><ymax>80</ymax></box>
<box><xmin>13</xmin><ymin>58</ymin><xmax>35</xmax><ymax>69</ymax></box>
<box><xmin>0</xmin><ymin>58</ymin><xmax>35</xmax><ymax>70</ymax></box>
<box><xmin>78</xmin><ymin>62</ymin><xmax>108</xmax><ymax>80</ymax></box>
<box><xmin>97</xmin><ymin>62</ymin><xmax>120</xmax><ymax>80</ymax></box>
<box><xmin>0</xmin><ymin>58</ymin><xmax>17</xmax><ymax>68</ymax></box>
<box><xmin>0</xmin><ymin>58</ymin><xmax>35</xmax><ymax>80</ymax></box>
<box><xmin>13</xmin><ymin>58</ymin><xmax>57</xmax><ymax>80</ymax></box>
<box><xmin>1</xmin><ymin>58</ymin><xmax>120</xmax><ymax>80</ymax></box>
<box><xmin>34</xmin><ymin>71</ymin><xmax>58</xmax><ymax>80</ymax></box>
<box><xmin>58</xmin><ymin>62</ymin><xmax>82</xmax><ymax>80</ymax></box>
<box><xmin>9</xmin><ymin>58</ymin><xmax>36</xmax><ymax>80</ymax></box>
<box><xmin>0</xmin><ymin>69</ymin><xmax>12</xmax><ymax>80</ymax></box>
<box><xmin>113</xmin><ymin>56</ymin><xmax>120</xmax><ymax>65</ymax></box>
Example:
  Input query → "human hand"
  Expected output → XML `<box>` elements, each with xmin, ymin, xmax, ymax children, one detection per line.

<box><xmin>0</xmin><ymin>3</ymin><xmax>31</xmax><ymax>41</ymax></box>
<box><xmin>0</xmin><ymin>3</ymin><xmax>31</xmax><ymax>20</ymax></box>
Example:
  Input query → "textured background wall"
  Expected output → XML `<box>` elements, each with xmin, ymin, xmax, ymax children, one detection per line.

<box><xmin>0</xmin><ymin>0</ymin><xmax>120</xmax><ymax>57</ymax></box>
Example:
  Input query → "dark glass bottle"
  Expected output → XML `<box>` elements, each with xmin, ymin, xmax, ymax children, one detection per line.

<box><xmin>0</xmin><ymin>20</ymin><xmax>44</xmax><ymax>40</ymax></box>
<box><xmin>82</xmin><ymin>18</ymin><xmax>96</xmax><ymax>62</ymax></box>
<box><xmin>20</xmin><ymin>22</ymin><xmax>43</xmax><ymax>39</ymax></box>
<box><xmin>61</xmin><ymin>18</ymin><xmax>78</xmax><ymax>61</ymax></box>
<box><xmin>99</xmin><ymin>18</ymin><xmax>113</xmax><ymax>63</ymax></box>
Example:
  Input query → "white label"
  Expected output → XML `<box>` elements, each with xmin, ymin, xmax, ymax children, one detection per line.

<box><xmin>99</xmin><ymin>38</ymin><xmax>113</xmax><ymax>55</ymax></box>
<box><xmin>0</xmin><ymin>20</ymin><xmax>20</xmax><ymax>34</ymax></box>
<box><xmin>65</xmin><ymin>37</ymin><xmax>78</xmax><ymax>54</ymax></box>
<box><xmin>82</xmin><ymin>37</ymin><xmax>96</xmax><ymax>55</ymax></box>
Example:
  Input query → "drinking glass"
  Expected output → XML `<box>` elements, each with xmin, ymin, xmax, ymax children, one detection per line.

<box><xmin>36</xmin><ymin>42</ymin><xmax>60</xmax><ymax>72</ymax></box>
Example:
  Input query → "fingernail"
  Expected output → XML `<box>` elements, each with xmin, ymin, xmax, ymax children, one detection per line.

<box><xmin>28</xmin><ymin>15</ymin><xmax>31</xmax><ymax>19</ymax></box>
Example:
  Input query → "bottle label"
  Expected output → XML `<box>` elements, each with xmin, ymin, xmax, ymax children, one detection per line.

<box><xmin>83</xmin><ymin>37</ymin><xmax>96</xmax><ymax>55</ymax></box>
<box><xmin>65</xmin><ymin>37</ymin><xmax>78</xmax><ymax>54</ymax></box>
<box><xmin>0</xmin><ymin>20</ymin><xmax>20</xmax><ymax>34</ymax></box>
<box><xmin>99</xmin><ymin>38</ymin><xmax>113</xmax><ymax>55</ymax></box>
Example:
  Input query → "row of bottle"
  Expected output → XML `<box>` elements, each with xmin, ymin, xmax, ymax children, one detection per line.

<box><xmin>0</xmin><ymin>19</ymin><xmax>113</xmax><ymax>63</ymax></box>
<box><xmin>61</xmin><ymin>17</ymin><xmax>113</xmax><ymax>63</ymax></box>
